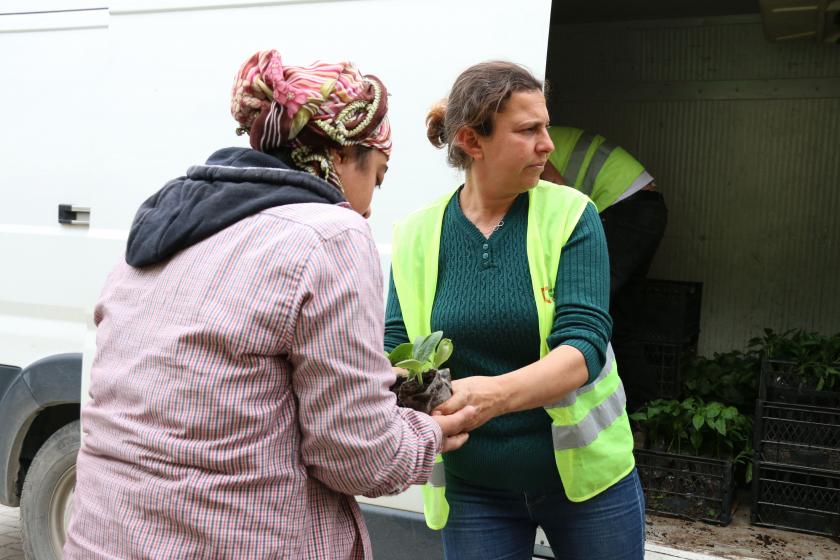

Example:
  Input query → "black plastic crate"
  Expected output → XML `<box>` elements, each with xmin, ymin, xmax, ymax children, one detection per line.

<box><xmin>637</xmin><ymin>280</ymin><xmax>702</xmax><ymax>344</ymax></box>
<box><xmin>751</xmin><ymin>463</ymin><xmax>840</xmax><ymax>538</ymax></box>
<box><xmin>642</xmin><ymin>338</ymin><xmax>697</xmax><ymax>400</ymax></box>
<box><xmin>635</xmin><ymin>449</ymin><xmax>735</xmax><ymax>525</ymax></box>
<box><xmin>760</xmin><ymin>358</ymin><xmax>840</xmax><ymax>409</ymax></box>
<box><xmin>755</xmin><ymin>401</ymin><xmax>840</xmax><ymax>472</ymax></box>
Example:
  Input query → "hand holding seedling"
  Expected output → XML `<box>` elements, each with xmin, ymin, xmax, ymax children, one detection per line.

<box><xmin>431</xmin><ymin>405</ymin><xmax>476</xmax><ymax>452</ymax></box>
<box><xmin>432</xmin><ymin>376</ymin><xmax>506</xmax><ymax>431</ymax></box>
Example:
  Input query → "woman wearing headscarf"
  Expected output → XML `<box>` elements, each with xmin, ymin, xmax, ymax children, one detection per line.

<box><xmin>64</xmin><ymin>50</ymin><xmax>474</xmax><ymax>560</ymax></box>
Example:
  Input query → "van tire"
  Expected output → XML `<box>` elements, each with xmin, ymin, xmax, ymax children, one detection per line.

<box><xmin>21</xmin><ymin>420</ymin><xmax>80</xmax><ymax>560</ymax></box>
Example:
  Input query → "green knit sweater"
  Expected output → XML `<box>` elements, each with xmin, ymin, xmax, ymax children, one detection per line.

<box><xmin>384</xmin><ymin>188</ymin><xmax>612</xmax><ymax>492</ymax></box>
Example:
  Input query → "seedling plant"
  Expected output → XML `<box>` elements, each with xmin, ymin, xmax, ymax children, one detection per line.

<box><xmin>386</xmin><ymin>331</ymin><xmax>454</xmax><ymax>414</ymax></box>
<box><xmin>387</xmin><ymin>331</ymin><xmax>453</xmax><ymax>386</ymax></box>
<box><xmin>631</xmin><ymin>397</ymin><xmax>754</xmax><ymax>482</ymax></box>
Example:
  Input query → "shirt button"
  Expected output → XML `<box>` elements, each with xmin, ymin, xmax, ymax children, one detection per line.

<box><xmin>482</xmin><ymin>243</ymin><xmax>489</xmax><ymax>250</ymax></box>
<box><xmin>482</xmin><ymin>252</ymin><xmax>489</xmax><ymax>259</ymax></box>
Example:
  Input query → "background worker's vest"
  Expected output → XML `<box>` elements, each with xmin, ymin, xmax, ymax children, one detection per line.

<box><xmin>547</xmin><ymin>126</ymin><xmax>645</xmax><ymax>212</ymax></box>
<box><xmin>391</xmin><ymin>181</ymin><xmax>636</xmax><ymax>530</ymax></box>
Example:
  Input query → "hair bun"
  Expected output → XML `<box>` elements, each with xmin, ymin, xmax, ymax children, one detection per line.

<box><xmin>425</xmin><ymin>100</ymin><xmax>447</xmax><ymax>149</ymax></box>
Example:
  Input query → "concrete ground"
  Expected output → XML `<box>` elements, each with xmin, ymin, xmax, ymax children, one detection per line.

<box><xmin>0</xmin><ymin>506</ymin><xmax>23</xmax><ymax>560</ymax></box>
<box><xmin>646</xmin><ymin>506</ymin><xmax>840</xmax><ymax>560</ymax></box>
<box><xmin>2</xmin><ymin>502</ymin><xmax>838</xmax><ymax>560</ymax></box>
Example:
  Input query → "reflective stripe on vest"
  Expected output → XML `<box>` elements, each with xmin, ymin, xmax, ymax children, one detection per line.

<box><xmin>553</xmin><ymin>385</ymin><xmax>627</xmax><ymax>450</ymax></box>
<box><xmin>549</xmin><ymin>351</ymin><xmax>628</xmax><ymax>450</ymax></box>
<box><xmin>581</xmin><ymin>140</ymin><xmax>617</xmax><ymax>197</ymax></box>
<box><xmin>429</xmin><ymin>458</ymin><xmax>446</xmax><ymax>487</ymax></box>
<box><xmin>391</xmin><ymin>181</ymin><xmax>635</xmax><ymax>527</ymax></box>
<box><xmin>421</xmin><ymin>455</ymin><xmax>448</xmax><ymax>530</ymax></box>
<box><xmin>563</xmin><ymin>130</ymin><xmax>596</xmax><ymax>187</ymax></box>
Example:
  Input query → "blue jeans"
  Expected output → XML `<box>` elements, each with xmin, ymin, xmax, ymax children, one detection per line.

<box><xmin>441</xmin><ymin>469</ymin><xmax>645</xmax><ymax>560</ymax></box>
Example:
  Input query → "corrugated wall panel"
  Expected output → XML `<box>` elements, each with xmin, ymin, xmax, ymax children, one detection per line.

<box><xmin>546</xmin><ymin>17</ymin><xmax>840</xmax><ymax>355</ymax></box>
<box><xmin>551</xmin><ymin>16</ymin><xmax>840</xmax><ymax>83</ymax></box>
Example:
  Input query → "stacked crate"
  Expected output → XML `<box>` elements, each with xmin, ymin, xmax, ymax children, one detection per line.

<box><xmin>751</xmin><ymin>362</ymin><xmax>840</xmax><ymax>538</ymax></box>
<box><xmin>633</xmin><ymin>279</ymin><xmax>703</xmax><ymax>400</ymax></box>
<box><xmin>630</xmin><ymin>280</ymin><xmax>739</xmax><ymax>525</ymax></box>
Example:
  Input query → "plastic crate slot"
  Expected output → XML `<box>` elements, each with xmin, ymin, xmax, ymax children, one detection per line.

<box><xmin>760</xmin><ymin>359</ymin><xmax>840</xmax><ymax>408</ymax></box>
<box><xmin>635</xmin><ymin>449</ymin><xmax>735</xmax><ymax>525</ymax></box>
<box><xmin>751</xmin><ymin>463</ymin><xmax>840</xmax><ymax>538</ymax></box>
<box><xmin>755</xmin><ymin>401</ymin><xmax>840</xmax><ymax>471</ymax></box>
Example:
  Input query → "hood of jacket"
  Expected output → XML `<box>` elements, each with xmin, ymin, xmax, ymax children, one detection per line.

<box><xmin>125</xmin><ymin>147</ymin><xmax>347</xmax><ymax>267</ymax></box>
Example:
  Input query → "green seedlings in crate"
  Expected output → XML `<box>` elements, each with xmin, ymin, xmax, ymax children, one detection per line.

<box><xmin>750</xmin><ymin>329</ymin><xmax>840</xmax><ymax>391</ymax></box>
<box><xmin>631</xmin><ymin>397</ymin><xmax>753</xmax><ymax>482</ymax></box>
<box><xmin>682</xmin><ymin>350</ymin><xmax>760</xmax><ymax>413</ymax></box>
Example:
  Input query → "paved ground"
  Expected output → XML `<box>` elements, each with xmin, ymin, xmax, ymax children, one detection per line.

<box><xmin>3</xmin><ymin>501</ymin><xmax>839</xmax><ymax>560</ymax></box>
<box><xmin>646</xmin><ymin>505</ymin><xmax>840</xmax><ymax>560</ymax></box>
<box><xmin>0</xmin><ymin>506</ymin><xmax>23</xmax><ymax>560</ymax></box>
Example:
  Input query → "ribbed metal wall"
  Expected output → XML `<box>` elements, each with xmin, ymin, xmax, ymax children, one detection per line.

<box><xmin>546</xmin><ymin>15</ymin><xmax>840</xmax><ymax>354</ymax></box>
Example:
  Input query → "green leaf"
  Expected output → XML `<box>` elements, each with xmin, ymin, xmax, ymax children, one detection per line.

<box><xmin>630</xmin><ymin>412</ymin><xmax>647</xmax><ymax>421</ymax></box>
<box><xmin>413</xmin><ymin>331</ymin><xmax>443</xmax><ymax>364</ymax></box>
<box><xmin>715</xmin><ymin>418</ymin><xmax>727</xmax><ymax>436</ymax></box>
<box><xmin>690</xmin><ymin>431</ymin><xmax>702</xmax><ymax>452</ymax></box>
<box><xmin>692</xmin><ymin>414</ymin><xmax>705</xmax><ymax>431</ymax></box>
<box><xmin>387</xmin><ymin>343</ymin><xmax>414</xmax><ymax>366</ymax></box>
<box><xmin>746</xmin><ymin>462</ymin><xmax>753</xmax><ymax>483</ymax></box>
<box><xmin>395</xmin><ymin>359</ymin><xmax>424</xmax><ymax>374</ymax></box>
<box><xmin>433</xmin><ymin>338</ymin><xmax>454</xmax><ymax>369</ymax></box>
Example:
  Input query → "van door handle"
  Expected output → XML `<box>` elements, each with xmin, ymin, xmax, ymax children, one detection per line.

<box><xmin>58</xmin><ymin>204</ymin><xmax>90</xmax><ymax>226</ymax></box>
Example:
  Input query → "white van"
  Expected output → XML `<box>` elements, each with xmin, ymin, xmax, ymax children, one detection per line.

<box><xmin>0</xmin><ymin>1</ymin><xmax>556</xmax><ymax>557</ymax></box>
<box><xmin>2</xmin><ymin>1</ymin><xmax>838</xmax><ymax>559</ymax></box>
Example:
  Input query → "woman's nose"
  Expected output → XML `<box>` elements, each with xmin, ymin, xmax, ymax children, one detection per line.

<box><xmin>537</xmin><ymin>129</ymin><xmax>554</xmax><ymax>153</ymax></box>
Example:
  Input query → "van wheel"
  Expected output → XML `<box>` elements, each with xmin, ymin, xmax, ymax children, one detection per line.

<box><xmin>21</xmin><ymin>420</ymin><xmax>79</xmax><ymax>560</ymax></box>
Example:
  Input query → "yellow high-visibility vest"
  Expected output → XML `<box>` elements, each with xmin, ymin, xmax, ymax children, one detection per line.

<box><xmin>547</xmin><ymin>126</ymin><xmax>645</xmax><ymax>212</ymax></box>
<box><xmin>391</xmin><ymin>181</ymin><xmax>636</xmax><ymax>530</ymax></box>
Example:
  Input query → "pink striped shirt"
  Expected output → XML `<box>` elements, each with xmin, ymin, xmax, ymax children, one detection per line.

<box><xmin>65</xmin><ymin>203</ymin><xmax>442</xmax><ymax>559</ymax></box>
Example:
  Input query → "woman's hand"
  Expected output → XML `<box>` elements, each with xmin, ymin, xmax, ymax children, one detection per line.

<box><xmin>432</xmin><ymin>376</ymin><xmax>507</xmax><ymax>431</ymax></box>
<box><xmin>431</xmin><ymin>405</ymin><xmax>477</xmax><ymax>453</ymax></box>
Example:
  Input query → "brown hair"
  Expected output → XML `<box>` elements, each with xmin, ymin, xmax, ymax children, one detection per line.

<box><xmin>426</xmin><ymin>61</ymin><xmax>545</xmax><ymax>169</ymax></box>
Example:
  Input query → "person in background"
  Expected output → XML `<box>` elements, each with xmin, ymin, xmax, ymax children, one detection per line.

<box><xmin>64</xmin><ymin>50</ymin><xmax>474</xmax><ymax>560</ymax></box>
<box><xmin>542</xmin><ymin>127</ymin><xmax>668</xmax><ymax>410</ymax></box>
<box><xmin>385</xmin><ymin>61</ymin><xmax>644</xmax><ymax>560</ymax></box>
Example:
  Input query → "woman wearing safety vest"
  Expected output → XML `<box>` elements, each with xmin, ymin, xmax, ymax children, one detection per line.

<box><xmin>384</xmin><ymin>61</ymin><xmax>644</xmax><ymax>559</ymax></box>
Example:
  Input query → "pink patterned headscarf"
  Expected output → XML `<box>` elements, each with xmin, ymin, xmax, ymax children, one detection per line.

<box><xmin>231</xmin><ymin>50</ymin><xmax>391</xmax><ymax>188</ymax></box>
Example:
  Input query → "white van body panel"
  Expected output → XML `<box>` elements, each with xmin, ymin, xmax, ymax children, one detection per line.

<box><xmin>2</xmin><ymin>0</ymin><xmax>553</xmax><ymax>518</ymax></box>
<box><xmin>0</xmin><ymin>7</ymin><xmax>110</xmax><ymax>370</ymax></box>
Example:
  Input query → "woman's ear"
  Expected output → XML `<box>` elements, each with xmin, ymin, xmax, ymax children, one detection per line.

<box><xmin>328</xmin><ymin>147</ymin><xmax>348</xmax><ymax>165</ymax></box>
<box><xmin>328</xmin><ymin>147</ymin><xmax>351</xmax><ymax>178</ymax></box>
<box><xmin>455</xmin><ymin>127</ymin><xmax>483</xmax><ymax>161</ymax></box>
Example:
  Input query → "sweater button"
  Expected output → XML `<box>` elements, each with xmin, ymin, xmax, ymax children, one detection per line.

<box><xmin>482</xmin><ymin>252</ymin><xmax>489</xmax><ymax>259</ymax></box>
<box><xmin>482</xmin><ymin>243</ymin><xmax>489</xmax><ymax>250</ymax></box>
